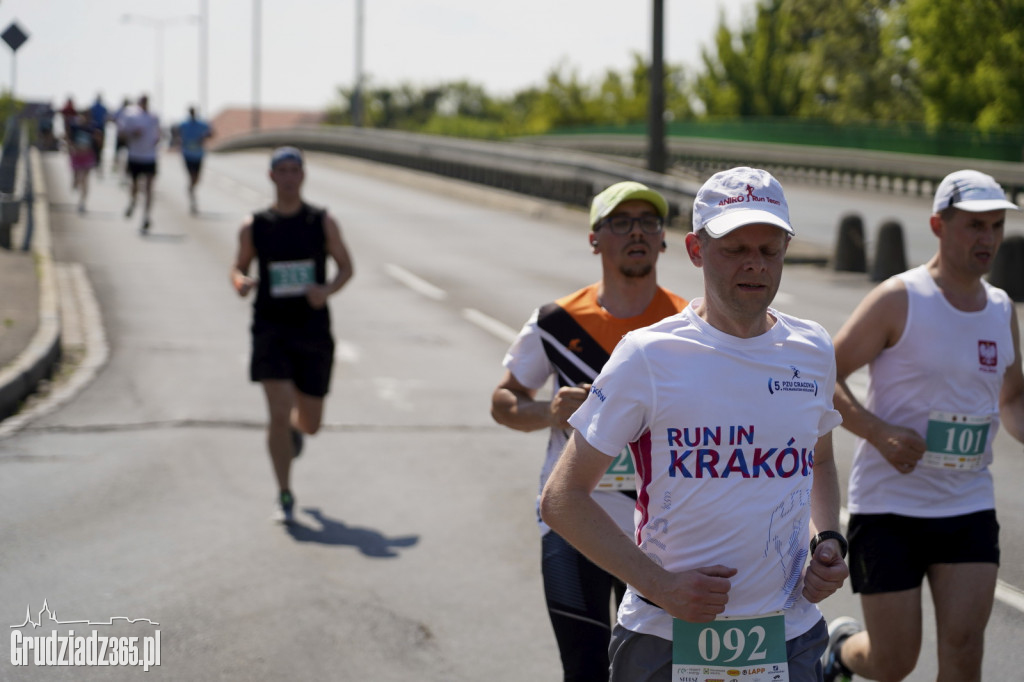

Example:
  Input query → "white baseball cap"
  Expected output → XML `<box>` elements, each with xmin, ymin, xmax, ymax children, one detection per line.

<box><xmin>692</xmin><ymin>167</ymin><xmax>795</xmax><ymax>238</ymax></box>
<box><xmin>270</xmin><ymin>146</ymin><xmax>304</xmax><ymax>169</ymax></box>
<box><xmin>932</xmin><ymin>170</ymin><xmax>1019</xmax><ymax>213</ymax></box>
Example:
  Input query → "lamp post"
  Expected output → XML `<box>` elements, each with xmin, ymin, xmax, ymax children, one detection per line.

<box><xmin>252</xmin><ymin>0</ymin><xmax>261</xmax><ymax>130</ymax></box>
<box><xmin>121</xmin><ymin>13</ymin><xmax>200</xmax><ymax>115</ymax></box>
<box><xmin>352</xmin><ymin>0</ymin><xmax>364</xmax><ymax>127</ymax></box>
<box><xmin>199</xmin><ymin>0</ymin><xmax>208</xmax><ymax>117</ymax></box>
<box><xmin>647</xmin><ymin>0</ymin><xmax>666</xmax><ymax>173</ymax></box>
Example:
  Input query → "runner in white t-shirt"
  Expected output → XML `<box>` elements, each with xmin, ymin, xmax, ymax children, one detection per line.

<box><xmin>823</xmin><ymin>170</ymin><xmax>1024</xmax><ymax>682</ymax></box>
<box><xmin>117</xmin><ymin>94</ymin><xmax>161</xmax><ymax>232</ymax></box>
<box><xmin>541</xmin><ymin>167</ymin><xmax>849</xmax><ymax>681</ymax></box>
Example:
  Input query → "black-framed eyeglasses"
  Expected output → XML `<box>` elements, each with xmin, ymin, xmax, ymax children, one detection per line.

<box><xmin>598</xmin><ymin>215</ymin><xmax>664</xmax><ymax>235</ymax></box>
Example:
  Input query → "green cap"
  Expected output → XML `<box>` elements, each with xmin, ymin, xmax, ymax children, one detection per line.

<box><xmin>589</xmin><ymin>181</ymin><xmax>669</xmax><ymax>230</ymax></box>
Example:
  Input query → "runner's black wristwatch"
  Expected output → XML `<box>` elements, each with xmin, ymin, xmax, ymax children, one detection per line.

<box><xmin>809</xmin><ymin>530</ymin><xmax>848</xmax><ymax>559</ymax></box>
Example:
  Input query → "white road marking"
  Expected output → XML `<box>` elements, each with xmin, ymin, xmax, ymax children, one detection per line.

<box><xmin>462</xmin><ymin>308</ymin><xmax>518</xmax><ymax>345</ymax></box>
<box><xmin>334</xmin><ymin>340</ymin><xmax>360</xmax><ymax>364</ymax></box>
<box><xmin>384</xmin><ymin>264</ymin><xmax>447</xmax><ymax>301</ymax></box>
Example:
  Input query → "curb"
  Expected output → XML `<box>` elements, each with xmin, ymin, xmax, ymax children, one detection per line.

<box><xmin>0</xmin><ymin>146</ymin><xmax>61</xmax><ymax>426</ymax></box>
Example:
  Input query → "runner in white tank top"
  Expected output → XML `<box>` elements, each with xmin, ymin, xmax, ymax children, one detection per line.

<box><xmin>824</xmin><ymin>169</ymin><xmax>1024</xmax><ymax>682</ymax></box>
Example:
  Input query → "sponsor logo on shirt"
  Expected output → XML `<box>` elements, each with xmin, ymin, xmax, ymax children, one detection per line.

<box><xmin>767</xmin><ymin>365</ymin><xmax>818</xmax><ymax>395</ymax></box>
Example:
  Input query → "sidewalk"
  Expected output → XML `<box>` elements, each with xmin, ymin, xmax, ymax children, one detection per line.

<box><xmin>0</xmin><ymin>146</ymin><xmax>61</xmax><ymax>426</ymax></box>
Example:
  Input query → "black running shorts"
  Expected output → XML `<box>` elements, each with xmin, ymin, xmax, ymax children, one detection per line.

<box><xmin>127</xmin><ymin>160</ymin><xmax>157</xmax><ymax>178</ymax></box>
<box><xmin>847</xmin><ymin>510</ymin><xmax>1000</xmax><ymax>594</ymax></box>
<box><xmin>250</xmin><ymin>325</ymin><xmax>334</xmax><ymax>397</ymax></box>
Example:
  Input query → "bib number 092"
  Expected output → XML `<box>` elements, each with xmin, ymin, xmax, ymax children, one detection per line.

<box><xmin>697</xmin><ymin>623</ymin><xmax>767</xmax><ymax>662</ymax></box>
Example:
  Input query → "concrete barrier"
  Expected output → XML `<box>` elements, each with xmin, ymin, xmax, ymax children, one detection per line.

<box><xmin>870</xmin><ymin>220</ymin><xmax>909</xmax><ymax>282</ymax></box>
<box><xmin>989</xmin><ymin>235</ymin><xmax>1024</xmax><ymax>302</ymax></box>
<box><xmin>833</xmin><ymin>213</ymin><xmax>867</xmax><ymax>272</ymax></box>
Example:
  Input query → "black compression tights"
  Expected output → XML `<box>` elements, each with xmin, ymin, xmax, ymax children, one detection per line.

<box><xmin>542</xmin><ymin>530</ymin><xmax>627</xmax><ymax>682</ymax></box>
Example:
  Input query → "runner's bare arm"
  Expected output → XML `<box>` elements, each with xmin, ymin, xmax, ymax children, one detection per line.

<box><xmin>999</xmin><ymin>305</ymin><xmax>1024</xmax><ymax>443</ymax></box>
<box><xmin>230</xmin><ymin>219</ymin><xmax>256</xmax><ymax>297</ymax></box>
<box><xmin>491</xmin><ymin>371</ymin><xmax>589</xmax><ymax>432</ymax></box>
<box><xmin>540</xmin><ymin>431</ymin><xmax>736</xmax><ymax>623</ymax></box>
<box><xmin>803</xmin><ymin>432</ymin><xmax>849</xmax><ymax>603</ymax></box>
<box><xmin>834</xmin><ymin>279</ymin><xmax>925</xmax><ymax>470</ymax></box>
<box><xmin>306</xmin><ymin>212</ymin><xmax>354</xmax><ymax>309</ymax></box>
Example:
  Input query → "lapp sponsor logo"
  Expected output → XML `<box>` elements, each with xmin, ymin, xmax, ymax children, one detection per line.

<box><xmin>10</xmin><ymin>600</ymin><xmax>160</xmax><ymax>672</ymax></box>
<box><xmin>979</xmin><ymin>340</ymin><xmax>997</xmax><ymax>372</ymax></box>
<box><xmin>768</xmin><ymin>365</ymin><xmax>818</xmax><ymax>395</ymax></box>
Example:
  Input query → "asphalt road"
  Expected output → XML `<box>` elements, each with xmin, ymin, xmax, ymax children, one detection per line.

<box><xmin>1</xmin><ymin>148</ymin><xmax>1022</xmax><ymax>680</ymax></box>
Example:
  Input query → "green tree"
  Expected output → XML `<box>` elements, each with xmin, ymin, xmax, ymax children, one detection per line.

<box><xmin>694</xmin><ymin>0</ymin><xmax>922</xmax><ymax>123</ymax></box>
<box><xmin>905</xmin><ymin>0</ymin><xmax>1024</xmax><ymax>130</ymax></box>
<box><xmin>323</xmin><ymin>55</ymin><xmax>691</xmax><ymax>139</ymax></box>
<box><xmin>784</xmin><ymin>0</ymin><xmax>921</xmax><ymax>123</ymax></box>
<box><xmin>695</xmin><ymin>1</ymin><xmax>806</xmax><ymax>117</ymax></box>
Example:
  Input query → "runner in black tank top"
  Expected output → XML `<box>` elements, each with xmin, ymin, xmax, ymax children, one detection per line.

<box><xmin>231</xmin><ymin>147</ymin><xmax>355</xmax><ymax>524</ymax></box>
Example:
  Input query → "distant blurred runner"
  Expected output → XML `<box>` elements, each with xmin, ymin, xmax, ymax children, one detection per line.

<box><xmin>175</xmin><ymin>106</ymin><xmax>213</xmax><ymax>215</ymax></box>
<box><xmin>87</xmin><ymin>94</ymin><xmax>109</xmax><ymax>177</ymax></box>
<box><xmin>66</xmin><ymin>112</ymin><xmax>99</xmax><ymax>213</ymax></box>
<box><xmin>230</xmin><ymin>147</ymin><xmax>355</xmax><ymax>524</ymax></box>
<box><xmin>117</xmin><ymin>95</ymin><xmax>161</xmax><ymax>233</ymax></box>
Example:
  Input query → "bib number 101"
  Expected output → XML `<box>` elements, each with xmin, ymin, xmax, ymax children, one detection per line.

<box><xmin>673</xmin><ymin>612</ymin><xmax>787</xmax><ymax>681</ymax></box>
<box><xmin>923</xmin><ymin>411</ymin><xmax>990</xmax><ymax>470</ymax></box>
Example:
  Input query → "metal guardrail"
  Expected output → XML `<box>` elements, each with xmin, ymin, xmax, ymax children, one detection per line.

<box><xmin>214</xmin><ymin>126</ymin><xmax>1023</xmax><ymax>221</ymax></box>
<box><xmin>519</xmin><ymin>134</ymin><xmax>1024</xmax><ymax>206</ymax></box>
<box><xmin>212</xmin><ymin>126</ymin><xmax>704</xmax><ymax>226</ymax></box>
<box><xmin>0</xmin><ymin>117</ymin><xmax>22</xmax><ymax>249</ymax></box>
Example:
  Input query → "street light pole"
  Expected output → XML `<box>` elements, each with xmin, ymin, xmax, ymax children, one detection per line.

<box><xmin>252</xmin><ymin>0</ymin><xmax>261</xmax><ymax>131</ymax></box>
<box><xmin>122</xmin><ymin>14</ymin><xmax>199</xmax><ymax>115</ymax></box>
<box><xmin>200</xmin><ymin>0</ymin><xmax>208</xmax><ymax>116</ymax></box>
<box><xmin>352</xmin><ymin>0</ymin><xmax>364</xmax><ymax>127</ymax></box>
<box><xmin>647</xmin><ymin>0</ymin><xmax>666</xmax><ymax>174</ymax></box>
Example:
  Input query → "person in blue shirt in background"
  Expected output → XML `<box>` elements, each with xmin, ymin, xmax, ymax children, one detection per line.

<box><xmin>175</xmin><ymin>106</ymin><xmax>213</xmax><ymax>214</ymax></box>
<box><xmin>88</xmin><ymin>95</ymin><xmax>109</xmax><ymax>177</ymax></box>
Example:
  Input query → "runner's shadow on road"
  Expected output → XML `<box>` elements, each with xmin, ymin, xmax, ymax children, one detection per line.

<box><xmin>48</xmin><ymin>203</ymin><xmax>123</xmax><ymax>221</ymax></box>
<box><xmin>139</xmin><ymin>230</ymin><xmax>187</xmax><ymax>243</ymax></box>
<box><xmin>286</xmin><ymin>507</ymin><xmax>419</xmax><ymax>558</ymax></box>
<box><xmin>192</xmin><ymin>210</ymin><xmax>243</xmax><ymax>222</ymax></box>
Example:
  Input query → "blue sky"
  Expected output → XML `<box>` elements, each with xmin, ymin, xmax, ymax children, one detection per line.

<box><xmin>0</xmin><ymin>0</ymin><xmax>750</xmax><ymax>123</ymax></box>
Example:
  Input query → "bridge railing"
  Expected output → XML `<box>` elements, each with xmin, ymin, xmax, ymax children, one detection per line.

<box><xmin>212</xmin><ymin>126</ymin><xmax>703</xmax><ymax>226</ymax></box>
<box><xmin>213</xmin><ymin>126</ymin><xmax>1024</xmax><ymax>213</ymax></box>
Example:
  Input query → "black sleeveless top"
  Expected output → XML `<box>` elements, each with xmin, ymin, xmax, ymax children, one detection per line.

<box><xmin>251</xmin><ymin>202</ymin><xmax>330</xmax><ymax>330</ymax></box>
